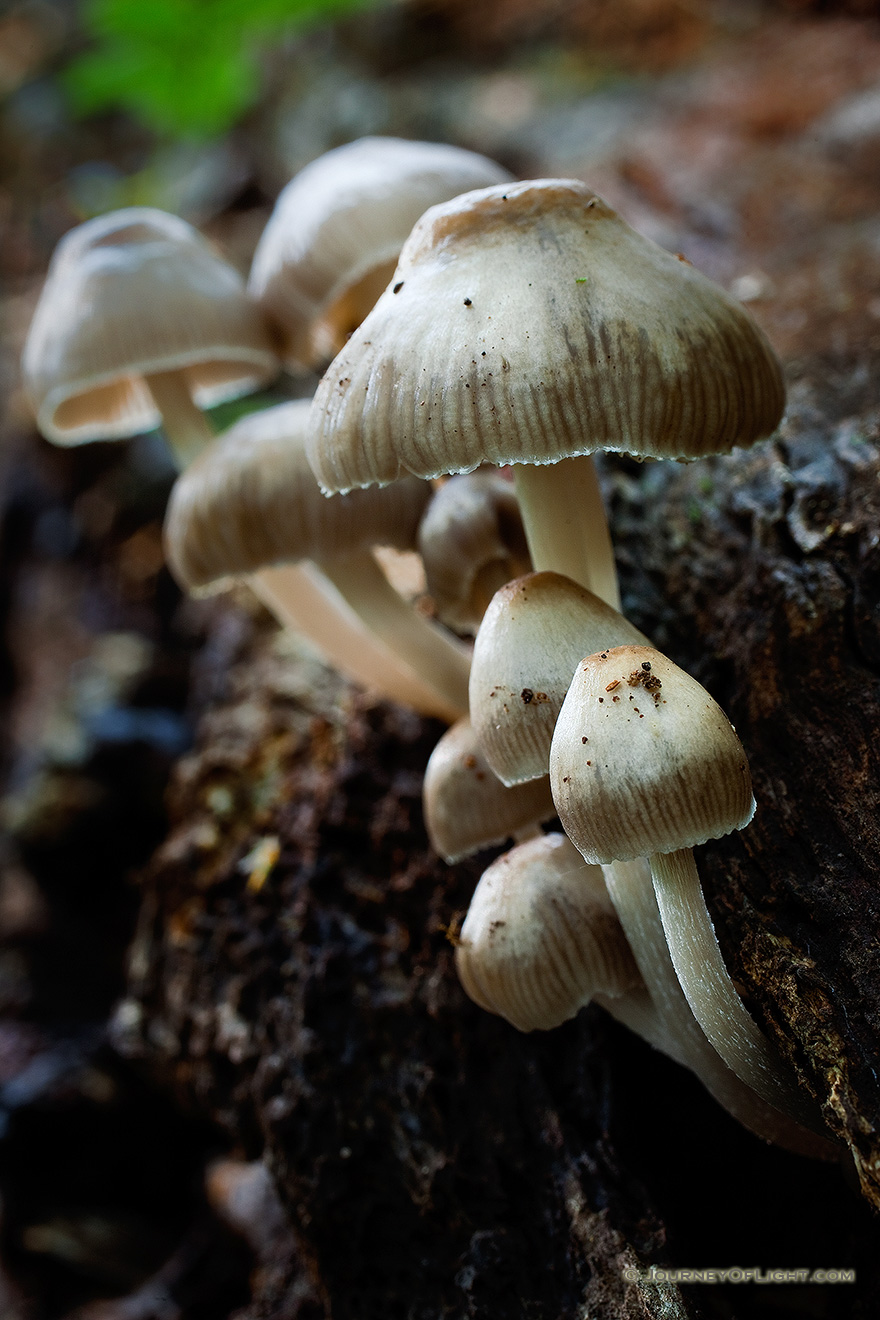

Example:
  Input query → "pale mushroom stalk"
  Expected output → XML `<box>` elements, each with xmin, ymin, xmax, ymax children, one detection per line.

<box><xmin>602</xmin><ymin>858</ymin><xmax>832</xmax><ymax>1154</ymax></box>
<box><xmin>649</xmin><ymin>846</ymin><xmax>804</xmax><ymax>1120</ymax></box>
<box><xmin>512</xmin><ymin>458</ymin><xmax>620</xmax><ymax>610</ymax></box>
<box><xmin>319</xmin><ymin>549</ymin><xmax>470</xmax><ymax>717</ymax></box>
<box><xmin>457</xmin><ymin>830</ymin><xmax>832</xmax><ymax>1156</ymax></box>
<box><xmin>251</xmin><ymin>564</ymin><xmax>463</xmax><ymax>722</ymax></box>
<box><xmin>144</xmin><ymin>370</ymin><xmax>454</xmax><ymax>713</ymax></box>
<box><xmin>143</xmin><ymin>368</ymin><xmax>215</xmax><ymax>467</ymax></box>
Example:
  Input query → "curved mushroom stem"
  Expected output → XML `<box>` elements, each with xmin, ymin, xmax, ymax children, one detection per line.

<box><xmin>512</xmin><ymin>456</ymin><xmax>620</xmax><ymax>610</ymax></box>
<box><xmin>603</xmin><ymin>858</ymin><xmax>835</xmax><ymax>1156</ymax></box>
<box><xmin>251</xmin><ymin>565</ymin><xmax>465</xmax><ymax>722</ymax></box>
<box><xmin>649</xmin><ymin>847</ymin><xmax>817</xmax><ymax>1124</ymax></box>
<box><xmin>145</xmin><ymin>368</ymin><xmax>469</xmax><ymax>721</ymax></box>
<box><xmin>320</xmin><ymin>550</ymin><xmax>471</xmax><ymax>718</ymax></box>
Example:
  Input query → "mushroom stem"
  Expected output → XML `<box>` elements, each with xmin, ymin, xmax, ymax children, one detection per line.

<box><xmin>144</xmin><ymin>369</ymin><xmax>215</xmax><ymax>466</ymax></box>
<box><xmin>251</xmin><ymin>564</ymin><xmax>465</xmax><ymax>721</ymax></box>
<box><xmin>604</xmin><ymin>857</ymin><xmax>831</xmax><ymax>1150</ymax></box>
<box><xmin>512</xmin><ymin>457</ymin><xmax>620</xmax><ymax>610</ymax></box>
<box><xmin>147</xmin><ymin>369</ymin><xmax>469</xmax><ymax>720</ymax></box>
<box><xmin>650</xmin><ymin>846</ymin><xmax>815</xmax><ymax>1123</ymax></box>
<box><xmin>320</xmin><ymin>549</ymin><xmax>472</xmax><ymax>718</ymax></box>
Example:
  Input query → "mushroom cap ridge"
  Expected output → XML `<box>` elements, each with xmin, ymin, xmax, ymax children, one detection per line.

<box><xmin>307</xmin><ymin>178</ymin><xmax>785</xmax><ymax>493</ymax></box>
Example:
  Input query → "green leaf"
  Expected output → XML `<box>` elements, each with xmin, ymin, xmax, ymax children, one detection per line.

<box><xmin>63</xmin><ymin>0</ymin><xmax>386</xmax><ymax>139</ymax></box>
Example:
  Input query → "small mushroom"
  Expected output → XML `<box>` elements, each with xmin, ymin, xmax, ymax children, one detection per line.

<box><xmin>468</xmin><ymin>571</ymin><xmax>648</xmax><ymax>785</ymax></box>
<box><xmin>417</xmin><ymin>470</ymin><xmax>531</xmax><ymax>633</ymax></box>
<box><xmin>549</xmin><ymin>644</ymin><xmax>825</xmax><ymax>1132</ymax></box>
<box><xmin>422</xmin><ymin>718</ymin><xmax>555</xmax><ymax>863</ymax></box>
<box><xmin>308</xmin><ymin>179</ymin><xmax>785</xmax><ymax>610</ymax></box>
<box><xmin>249</xmin><ymin>136</ymin><xmax>513</xmax><ymax>371</ymax></box>
<box><xmin>164</xmin><ymin>399</ymin><xmax>471</xmax><ymax>721</ymax></box>
<box><xmin>456</xmin><ymin>831</ymin><xmax>641</xmax><ymax>1032</ymax></box>
<box><xmin>22</xmin><ymin>207</ymin><xmax>277</xmax><ymax>464</ymax></box>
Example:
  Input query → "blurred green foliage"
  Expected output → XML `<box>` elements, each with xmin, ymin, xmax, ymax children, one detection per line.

<box><xmin>65</xmin><ymin>0</ymin><xmax>386</xmax><ymax>138</ymax></box>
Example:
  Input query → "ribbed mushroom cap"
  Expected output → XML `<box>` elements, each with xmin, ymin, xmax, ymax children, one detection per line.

<box><xmin>308</xmin><ymin>177</ymin><xmax>785</xmax><ymax>493</ymax></box>
<box><xmin>22</xmin><ymin>208</ymin><xmax>278</xmax><ymax>446</ymax></box>
<box><xmin>423</xmin><ymin>718</ymin><xmax>555</xmax><ymax>864</ymax></box>
<box><xmin>470</xmin><ymin>572</ymin><xmax>649</xmax><ymax>786</ymax></box>
<box><xmin>164</xmin><ymin>399</ymin><xmax>430</xmax><ymax>592</ymax></box>
<box><xmin>550</xmin><ymin>645</ymin><xmax>755</xmax><ymax>864</ymax></box>
<box><xmin>249</xmin><ymin>136</ymin><xmax>513</xmax><ymax>370</ymax></box>
<box><xmin>456</xmin><ymin>831</ymin><xmax>641</xmax><ymax>1032</ymax></box>
<box><xmin>417</xmin><ymin>470</ymin><xmax>530</xmax><ymax>632</ymax></box>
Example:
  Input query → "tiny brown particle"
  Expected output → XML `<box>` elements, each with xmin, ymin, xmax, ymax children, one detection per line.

<box><xmin>464</xmin><ymin>297</ymin><xmax>473</xmax><ymax>306</ymax></box>
<box><xmin>598</xmin><ymin>697</ymin><xmax>604</xmax><ymax>703</ymax></box>
<box><xmin>605</xmin><ymin>679</ymin><xmax>620</xmax><ymax>692</ymax></box>
<box><xmin>612</xmin><ymin>695</ymin><xmax>620</xmax><ymax>702</ymax></box>
<box><xmin>586</xmin><ymin>761</ymin><xmax>592</xmax><ymax>766</ymax></box>
<box><xmin>521</xmin><ymin>688</ymin><xmax>534</xmax><ymax>704</ymax></box>
<box><xmin>393</xmin><ymin>282</ymin><xmax>404</xmax><ymax>293</ymax></box>
<box><xmin>464</xmin><ymin>755</ymin><xmax>477</xmax><ymax>769</ymax></box>
<box><xmin>582</xmin><ymin>736</ymin><xmax>588</xmax><ymax>744</ymax></box>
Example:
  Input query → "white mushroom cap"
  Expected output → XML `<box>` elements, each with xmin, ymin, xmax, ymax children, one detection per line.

<box><xmin>417</xmin><ymin>470</ymin><xmax>530</xmax><ymax>632</ymax></box>
<box><xmin>469</xmin><ymin>572</ymin><xmax>649</xmax><ymax>786</ymax></box>
<box><xmin>423</xmin><ymin>718</ymin><xmax>555</xmax><ymax>864</ymax></box>
<box><xmin>308</xmin><ymin>178</ymin><xmax>785</xmax><ymax>493</ymax></box>
<box><xmin>22</xmin><ymin>208</ymin><xmax>278</xmax><ymax>446</ymax></box>
<box><xmin>550</xmin><ymin>645</ymin><xmax>755</xmax><ymax>864</ymax></box>
<box><xmin>249</xmin><ymin>136</ymin><xmax>513</xmax><ymax>370</ymax></box>
<box><xmin>456</xmin><ymin>831</ymin><xmax>641</xmax><ymax>1032</ymax></box>
<box><xmin>164</xmin><ymin>399</ymin><xmax>430</xmax><ymax>592</ymax></box>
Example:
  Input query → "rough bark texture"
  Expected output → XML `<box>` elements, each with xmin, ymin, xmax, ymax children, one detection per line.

<box><xmin>112</xmin><ymin>373</ymin><xmax>880</xmax><ymax>1315</ymax></box>
<box><xmin>609</xmin><ymin>381</ymin><xmax>880</xmax><ymax>1204</ymax></box>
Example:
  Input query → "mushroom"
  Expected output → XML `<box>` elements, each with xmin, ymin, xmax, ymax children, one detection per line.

<box><xmin>457</xmin><ymin>832</ymin><xmax>836</xmax><ymax>1157</ymax></box>
<box><xmin>468</xmin><ymin>571</ymin><xmax>648</xmax><ymax>786</ymax></box>
<box><xmin>417</xmin><ymin>470</ymin><xmax>531</xmax><ymax>634</ymax></box>
<box><xmin>164</xmin><ymin>400</ymin><xmax>472</xmax><ymax>721</ymax></box>
<box><xmin>22</xmin><ymin>207</ymin><xmax>278</xmax><ymax>466</ymax></box>
<box><xmin>549</xmin><ymin>644</ymin><xmax>826</xmax><ymax>1132</ymax></box>
<box><xmin>455</xmin><ymin>831</ymin><xmax>643</xmax><ymax>1031</ymax></box>
<box><xmin>422</xmin><ymin>718</ymin><xmax>554</xmax><ymax>863</ymax></box>
<box><xmin>307</xmin><ymin>178</ymin><xmax>785</xmax><ymax>610</ymax></box>
<box><xmin>249</xmin><ymin>136</ymin><xmax>513</xmax><ymax>371</ymax></box>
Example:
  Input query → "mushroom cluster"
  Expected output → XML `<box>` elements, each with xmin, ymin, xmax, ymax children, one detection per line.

<box><xmin>20</xmin><ymin>135</ymin><xmax>831</xmax><ymax>1158</ymax></box>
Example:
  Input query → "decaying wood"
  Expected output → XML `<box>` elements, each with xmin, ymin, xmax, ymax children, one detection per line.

<box><xmin>112</xmin><ymin>369</ymin><xmax>880</xmax><ymax>1315</ymax></box>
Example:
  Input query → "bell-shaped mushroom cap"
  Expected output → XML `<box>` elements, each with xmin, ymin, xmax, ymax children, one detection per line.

<box><xmin>550</xmin><ymin>645</ymin><xmax>755</xmax><ymax>864</ymax></box>
<box><xmin>470</xmin><ymin>572</ymin><xmax>649</xmax><ymax>786</ymax></box>
<box><xmin>417</xmin><ymin>470</ymin><xmax>530</xmax><ymax>633</ymax></box>
<box><xmin>164</xmin><ymin>399</ymin><xmax>430</xmax><ymax>592</ymax></box>
<box><xmin>423</xmin><ymin>718</ymin><xmax>556</xmax><ymax>864</ymax></box>
<box><xmin>22</xmin><ymin>208</ymin><xmax>279</xmax><ymax>446</ymax></box>
<box><xmin>456</xmin><ymin>832</ymin><xmax>641</xmax><ymax>1031</ymax></box>
<box><xmin>248</xmin><ymin>136</ymin><xmax>513</xmax><ymax>370</ymax></box>
<box><xmin>308</xmin><ymin>178</ymin><xmax>785</xmax><ymax>493</ymax></box>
